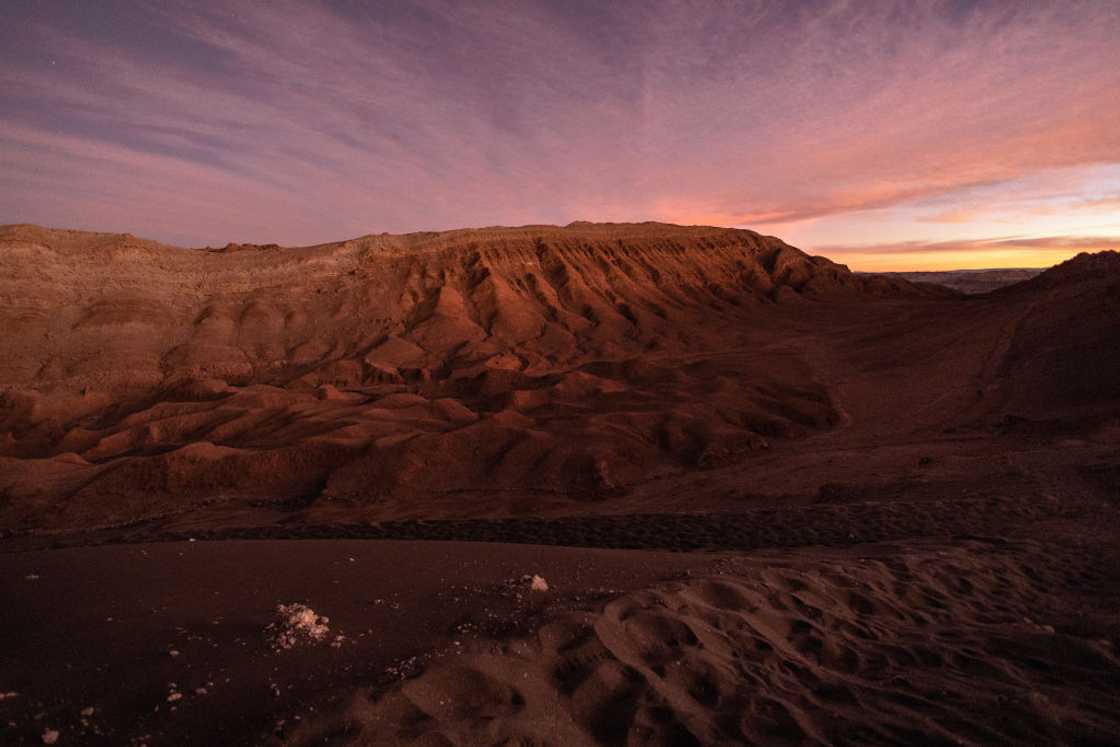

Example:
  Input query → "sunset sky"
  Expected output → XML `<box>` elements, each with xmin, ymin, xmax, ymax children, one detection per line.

<box><xmin>2</xmin><ymin>0</ymin><xmax>1118</xmax><ymax>270</ymax></box>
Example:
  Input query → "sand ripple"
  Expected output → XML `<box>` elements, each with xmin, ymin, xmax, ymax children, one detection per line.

<box><xmin>289</xmin><ymin>534</ymin><xmax>1120</xmax><ymax>746</ymax></box>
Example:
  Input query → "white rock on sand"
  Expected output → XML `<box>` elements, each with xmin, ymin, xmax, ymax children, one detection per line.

<box><xmin>270</xmin><ymin>603</ymin><xmax>332</xmax><ymax>650</ymax></box>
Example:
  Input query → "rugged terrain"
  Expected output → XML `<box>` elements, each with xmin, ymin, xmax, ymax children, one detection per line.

<box><xmin>1</xmin><ymin>223</ymin><xmax>1119</xmax><ymax>745</ymax></box>
<box><xmin>0</xmin><ymin>221</ymin><xmax>949</xmax><ymax>533</ymax></box>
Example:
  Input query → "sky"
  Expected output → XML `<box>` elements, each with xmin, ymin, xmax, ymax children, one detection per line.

<box><xmin>1</xmin><ymin>0</ymin><xmax>1118</xmax><ymax>270</ymax></box>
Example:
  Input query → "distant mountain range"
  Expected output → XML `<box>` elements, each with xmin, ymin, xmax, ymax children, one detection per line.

<box><xmin>866</xmin><ymin>268</ymin><xmax>1043</xmax><ymax>294</ymax></box>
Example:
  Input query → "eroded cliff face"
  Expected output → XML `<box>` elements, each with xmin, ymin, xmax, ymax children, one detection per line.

<box><xmin>0</xmin><ymin>221</ymin><xmax>921</xmax><ymax>395</ymax></box>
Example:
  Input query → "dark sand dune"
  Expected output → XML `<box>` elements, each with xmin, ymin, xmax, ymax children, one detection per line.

<box><xmin>2</xmin><ymin>224</ymin><xmax>1119</xmax><ymax>745</ymax></box>
<box><xmin>289</xmin><ymin>521</ymin><xmax>1120</xmax><ymax>746</ymax></box>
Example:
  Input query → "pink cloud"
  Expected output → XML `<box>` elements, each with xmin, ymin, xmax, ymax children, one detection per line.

<box><xmin>1</xmin><ymin>0</ymin><xmax>1117</xmax><ymax>254</ymax></box>
<box><xmin>822</xmin><ymin>235</ymin><xmax>1120</xmax><ymax>256</ymax></box>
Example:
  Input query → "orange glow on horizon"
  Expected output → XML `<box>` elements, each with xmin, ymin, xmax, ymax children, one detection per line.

<box><xmin>824</xmin><ymin>248</ymin><xmax>1100</xmax><ymax>273</ymax></box>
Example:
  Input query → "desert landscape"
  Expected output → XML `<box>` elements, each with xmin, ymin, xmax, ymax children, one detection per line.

<box><xmin>3</xmin><ymin>1</ymin><xmax>1120</xmax><ymax>745</ymax></box>
<box><xmin>1</xmin><ymin>221</ymin><xmax>1118</xmax><ymax>745</ymax></box>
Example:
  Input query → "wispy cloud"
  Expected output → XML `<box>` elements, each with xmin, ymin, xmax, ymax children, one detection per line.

<box><xmin>1</xmin><ymin>0</ymin><xmax>1118</xmax><ymax>255</ymax></box>
<box><xmin>817</xmin><ymin>235</ymin><xmax>1120</xmax><ymax>271</ymax></box>
<box><xmin>823</xmin><ymin>235</ymin><xmax>1120</xmax><ymax>256</ymax></box>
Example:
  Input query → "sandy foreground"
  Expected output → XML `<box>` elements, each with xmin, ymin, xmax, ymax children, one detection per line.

<box><xmin>1</xmin><ymin>538</ymin><xmax>703</xmax><ymax>745</ymax></box>
<box><xmin>2</xmin><ymin>508</ymin><xmax>1118</xmax><ymax>746</ymax></box>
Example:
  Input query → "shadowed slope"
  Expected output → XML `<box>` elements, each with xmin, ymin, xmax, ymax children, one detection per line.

<box><xmin>992</xmin><ymin>251</ymin><xmax>1120</xmax><ymax>416</ymax></box>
